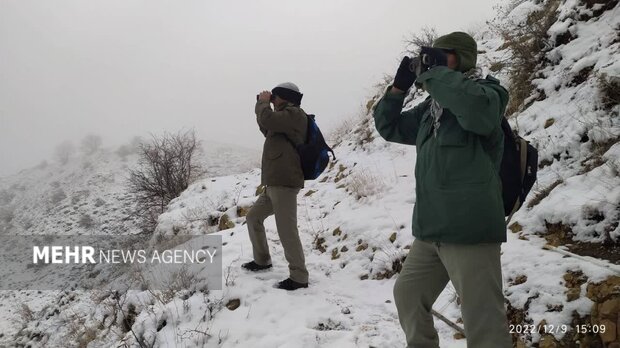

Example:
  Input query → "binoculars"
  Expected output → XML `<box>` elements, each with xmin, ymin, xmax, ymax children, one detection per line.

<box><xmin>408</xmin><ymin>54</ymin><xmax>434</xmax><ymax>73</ymax></box>
<box><xmin>256</xmin><ymin>94</ymin><xmax>277</xmax><ymax>102</ymax></box>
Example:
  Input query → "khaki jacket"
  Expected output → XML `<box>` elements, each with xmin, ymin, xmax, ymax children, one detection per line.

<box><xmin>255</xmin><ymin>100</ymin><xmax>307</xmax><ymax>188</ymax></box>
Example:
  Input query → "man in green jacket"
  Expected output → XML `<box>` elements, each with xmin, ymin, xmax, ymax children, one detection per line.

<box><xmin>373</xmin><ymin>32</ymin><xmax>512</xmax><ymax>347</ymax></box>
<box><xmin>242</xmin><ymin>82</ymin><xmax>309</xmax><ymax>291</ymax></box>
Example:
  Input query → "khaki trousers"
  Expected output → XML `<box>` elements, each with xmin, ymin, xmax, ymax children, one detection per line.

<box><xmin>246</xmin><ymin>186</ymin><xmax>309</xmax><ymax>283</ymax></box>
<box><xmin>393</xmin><ymin>239</ymin><xmax>512</xmax><ymax>348</ymax></box>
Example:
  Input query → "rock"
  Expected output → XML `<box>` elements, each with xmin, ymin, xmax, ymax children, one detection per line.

<box><xmin>513</xmin><ymin>275</ymin><xmax>528</xmax><ymax>285</ymax></box>
<box><xmin>341</xmin><ymin>307</ymin><xmax>351</xmax><ymax>315</ymax></box>
<box><xmin>389</xmin><ymin>232</ymin><xmax>397</xmax><ymax>243</ymax></box>
<box><xmin>340</xmin><ymin>246</ymin><xmax>348</xmax><ymax>252</ymax></box>
<box><xmin>237</xmin><ymin>206</ymin><xmax>250</xmax><ymax>217</ymax></box>
<box><xmin>314</xmin><ymin>237</ymin><xmax>326</xmax><ymax>253</ymax></box>
<box><xmin>617</xmin><ymin>313</ymin><xmax>620</xmax><ymax>340</ymax></box>
<box><xmin>453</xmin><ymin>333</ymin><xmax>465</xmax><ymax>340</ymax></box>
<box><xmin>544</xmin><ymin>118</ymin><xmax>555</xmax><ymax>129</ymax></box>
<box><xmin>331</xmin><ymin>248</ymin><xmax>340</xmax><ymax>260</ymax></box>
<box><xmin>586</xmin><ymin>276</ymin><xmax>620</xmax><ymax>302</ymax></box>
<box><xmin>218</xmin><ymin>214</ymin><xmax>235</xmax><ymax>231</ymax></box>
<box><xmin>356</xmin><ymin>243</ymin><xmax>368</xmax><ymax>252</ymax></box>
<box><xmin>599</xmin><ymin>298</ymin><xmax>620</xmax><ymax>316</ymax></box>
<box><xmin>304</xmin><ymin>190</ymin><xmax>317</xmax><ymax>197</ymax></box>
<box><xmin>225</xmin><ymin>298</ymin><xmax>241</xmax><ymax>311</ymax></box>
<box><xmin>538</xmin><ymin>335</ymin><xmax>558</xmax><ymax>348</ymax></box>
<box><xmin>509</xmin><ymin>222</ymin><xmax>523</xmax><ymax>233</ymax></box>
<box><xmin>566</xmin><ymin>287</ymin><xmax>581</xmax><ymax>302</ymax></box>
<box><xmin>255</xmin><ymin>185</ymin><xmax>265</xmax><ymax>196</ymax></box>
<box><xmin>332</xmin><ymin>227</ymin><xmax>342</xmax><ymax>236</ymax></box>
<box><xmin>600</xmin><ymin>319</ymin><xmax>616</xmax><ymax>342</ymax></box>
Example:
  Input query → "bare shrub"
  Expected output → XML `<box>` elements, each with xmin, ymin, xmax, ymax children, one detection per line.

<box><xmin>80</xmin><ymin>134</ymin><xmax>103</xmax><ymax>155</ymax></box>
<box><xmin>36</xmin><ymin>160</ymin><xmax>48</xmax><ymax>170</ymax></box>
<box><xmin>498</xmin><ymin>0</ymin><xmax>560</xmax><ymax>115</ymax></box>
<box><xmin>19</xmin><ymin>303</ymin><xmax>34</xmax><ymax>323</ymax></box>
<box><xmin>128</xmin><ymin>130</ymin><xmax>205</xmax><ymax>231</ymax></box>
<box><xmin>347</xmin><ymin>168</ymin><xmax>386</xmax><ymax>200</ymax></box>
<box><xmin>328</xmin><ymin>117</ymin><xmax>355</xmax><ymax>145</ymax></box>
<box><xmin>55</xmin><ymin>140</ymin><xmax>76</xmax><ymax>165</ymax></box>
<box><xmin>79</xmin><ymin>214</ymin><xmax>95</xmax><ymax>228</ymax></box>
<box><xmin>0</xmin><ymin>205</ymin><xmax>15</xmax><ymax>224</ymax></box>
<box><xmin>50</xmin><ymin>188</ymin><xmax>67</xmax><ymax>204</ymax></box>
<box><xmin>528</xmin><ymin>179</ymin><xmax>563</xmax><ymax>208</ymax></box>
<box><xmin>597</xmin><ymin>73</ymin><xmax>620</xmax><ymax>110</ymax></box>
<box><xmin>404</xmin><ymin>26</ymin><xmax>439</xmax><ymax>55</ymax></box>
<box><xmin>116</xmin><ymin>145</ymin><xmax>133</xmax><ymax>160</ymax></box>
<box><xmin>0</xmin><ymin>189</ymin><xmax>15</xmax><ymax>205</ymax></box>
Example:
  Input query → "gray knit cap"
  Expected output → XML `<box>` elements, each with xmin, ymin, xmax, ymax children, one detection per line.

<box><xmin>272</xmin><ymin>82</ymin><xmax>303</xmax><ymax>106</ymax></box>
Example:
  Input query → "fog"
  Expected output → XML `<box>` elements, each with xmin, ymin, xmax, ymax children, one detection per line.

<box><xmin>0</xmin><ymin>0</ymin><xmax>499</xmax><ymax>177</ymax></box>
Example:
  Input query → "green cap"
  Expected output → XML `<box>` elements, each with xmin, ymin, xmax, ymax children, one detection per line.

<box><xmin>433</xmin><ymin>32</ymin><xmax>477</xmax><ymax>72</ymax></box>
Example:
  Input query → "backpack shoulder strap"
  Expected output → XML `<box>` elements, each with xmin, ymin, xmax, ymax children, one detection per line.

<box><xmin>519</xmin><ymin>138</ymin><xmax>528</xmax><ymax>182</ymax></box>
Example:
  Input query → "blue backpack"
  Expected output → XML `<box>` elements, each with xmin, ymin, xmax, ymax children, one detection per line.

<box><xmin>288</xmin><ymin>114</ymin><xmax>335</xmax><ymax>180</ymax></box>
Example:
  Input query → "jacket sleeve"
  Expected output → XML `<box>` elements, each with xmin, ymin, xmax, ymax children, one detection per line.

<box><xmin>373</xmin><ymin>87</ymin><xmax>425</xmax><ymax>146</ymax></box>
<box><xmin>416</xmin><ymin>67</ymin><xmax>504</xmax><ymax>136</ymax></box>
<box><xmin>255</xmin><ymin>101</ymin><xmax>298</xmax><ymax>133</ymax></box>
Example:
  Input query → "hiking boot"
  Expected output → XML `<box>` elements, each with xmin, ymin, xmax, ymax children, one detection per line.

<box><xmin>241</xmin><ymin>261</ymin><xmax>272</xmax><ymax>272</ymax></box>
<box><xmin>276</xmin><ymin>278</ymin><xmax>308</xmax><ymax>291</ymax></box>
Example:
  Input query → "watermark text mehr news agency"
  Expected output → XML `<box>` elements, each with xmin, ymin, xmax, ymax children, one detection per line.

<box><xmin>32</xmin><ymin>246</ymin><xmax>217</xmax><ymax>264</ymax></box>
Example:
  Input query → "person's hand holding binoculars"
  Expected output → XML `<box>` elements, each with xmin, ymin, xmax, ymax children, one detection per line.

<box><xmin>256</xmin><ymin>91</ymin><xmax>272</xmax><ymax>102</ymax></box>
<box><xmin>392</xmin><ymin>46</ymin><xmax>449</xmax><ymax>92</ymax></box>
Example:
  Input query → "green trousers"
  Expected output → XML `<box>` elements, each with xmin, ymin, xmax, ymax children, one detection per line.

<box><xmin>246</xmin><ymin>186</ymin><xmax>309</xmax><ymax>283</ymax></box>
<box><xmin>393</xmin><ymin>239</ymin><xmax>512</xmax><ymax>348</ymax></box>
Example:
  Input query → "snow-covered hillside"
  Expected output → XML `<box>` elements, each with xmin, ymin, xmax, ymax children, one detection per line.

<box><xmin>2</xmin><ymin>0</ymin><xmax>619</xmax><ymax>347</ymax></box>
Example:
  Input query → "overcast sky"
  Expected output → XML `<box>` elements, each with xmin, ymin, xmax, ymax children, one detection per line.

<box><xmin>0</xmin><ymin>0</ymin><xmax>499</xmax><ymax>177</ymax></box>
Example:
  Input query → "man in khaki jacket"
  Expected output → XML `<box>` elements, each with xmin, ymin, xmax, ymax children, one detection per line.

<box><xmin>242</xmin><ymin>82</ymin><xmax>309</xmax><ymax>291</ymax></box>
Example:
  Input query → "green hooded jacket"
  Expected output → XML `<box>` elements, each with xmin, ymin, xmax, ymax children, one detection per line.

<box><xmin>373</xmin><ymin>34</ymin><xmax>509</xmax><ymax>243</ymax></box>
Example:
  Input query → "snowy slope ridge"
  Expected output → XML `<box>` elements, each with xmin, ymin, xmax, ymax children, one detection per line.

<box><xmin>5</xmin><ymin>0</ymin><xmax>620</xmax><ymax>347</ymax></box>
<box><xmin>0</xmin><ymin>141</ymin><xmax>259</xmax><ymax>346</ymax></box>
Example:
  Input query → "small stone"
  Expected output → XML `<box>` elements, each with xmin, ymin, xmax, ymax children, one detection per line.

<box><xmin>331</xmin><ymin>248</ymin><xmax>340</xmax><ymax>260</ymax></box>
<box><xmin>538</xmin><ymin>335</ymin><xmax>558</xmax><ymax>348</ymax></box>
<box><xmin>566</xmin><ymin>288</ymin><xmax>581</xmax><ymax>302</ymax></box>
<box><xmin>340</xmin><ymin>246</ymin><xmax>348</xmax><ymax>252</ymax></box>
<box><xmin>544</xmin><ymin>118</ymin><xmax>555</xmax><ymax>129</ymax></box>
<box><xmin>304</xmin><ymin>190</ymin><xmax>317</xmax><ymax>197</ymax></box>
<box><xmin>237</xmin><ymin>206</ymin><xmax>250</xmax><ymax>217</ymax></box>
<box><xmin>218</xmin><ymin>214</ymin><xmax>235</xmax><ymax>231</ymax></box>
<box><xmin>255</xmin><ymin>185</ymin><xmax>265</xmax><ymax>196</ymax></box>
<box><xmin>389</xmin><ymin>232</ymin><xmax>397</xmax><ymax>243</ymax></box>
<box><xmin>453</xmin><ymin>333</ymin><xmax>465</xmax><ymax>340</ymax></box>
<box><xmin>356</xmin><ymin>243</ymin><xmax>368</xmax><ymax>252</ymax></box>
<box><xmin>513</xmin><ymin>275</ymin><xmax>528</xmax><ymax>285</ymax></box>
<box><xmin>332</xmin><ymin>227</ymin><xmax>342</xmax><ymax>236</ymax></box>
<box><xmin>509</xmin><ymin>222</ymin><xmax>523</xmax><ymax>233</ymax></box>
<box><xmin>225</xmin><ymin>299</ymin><xmax>240</xmax><ymax>311</ymax></box>
<box><xmin>341</xmin><ymin>307</ymin><xmax>351</xmax><ymax>315</ymax></box>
